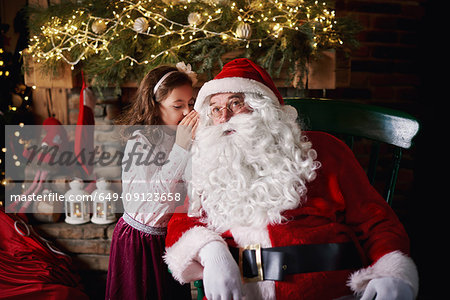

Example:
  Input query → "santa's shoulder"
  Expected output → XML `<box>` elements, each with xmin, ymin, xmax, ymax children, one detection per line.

<box><xmin>303</xmin><ymin>131</ymin><xmax>353</xmax><ymax>156</ymax></box>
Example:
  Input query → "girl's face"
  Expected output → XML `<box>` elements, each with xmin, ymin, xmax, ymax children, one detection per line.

<box><xmin>158</xmin><ymin>83</ymin><xmax>195</xmax><ymax>128</ymax></box>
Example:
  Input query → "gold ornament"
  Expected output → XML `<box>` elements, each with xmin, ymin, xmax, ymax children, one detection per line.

<box><xmin>91</xmin><ymin>19</ymin><xmax>107</xmax><ymax>34</ymax></box>
<box><xmin>201</xmin><ymin>0</ymin><xmax>229</xmax><ymax>4</ymax></box>
<box><xmin>235</xmin><ymin>22</ymin><xmax>252</xmax><ymax>39</ymax></box>
<box><xmin>285</xmin><ymin>0</ymin><xmax>301</xmax><ymax>6</ymax></box>
<box><xmin>162</xmin><ymin>0</ymin><xmax>183</xmax><ymax>4</ymax></box>
<box><xmin>133</xmin><ymin>17</ymin><xmax>149</xmax><ymax>33</ymax></box>
<box><xmin>11</xmin><ymin>94</ymin><xmax>23</xmax><ymax>107</ymax></box>
<box><xmin>188</xmin><ymin>12</ymin><xmax>202</xmax><ymax>27</ymax></box>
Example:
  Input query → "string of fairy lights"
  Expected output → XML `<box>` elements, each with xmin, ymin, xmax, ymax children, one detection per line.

<box><xmin>26</xmin><ymin>0</ymin><xmax>344</xmax><ymax>71</ymax></box>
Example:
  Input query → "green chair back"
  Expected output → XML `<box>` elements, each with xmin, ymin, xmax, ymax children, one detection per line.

<box><xmin>284</xmin><ymin>97</ymin><xmax>420</xmax><ymax>206</ymax></box>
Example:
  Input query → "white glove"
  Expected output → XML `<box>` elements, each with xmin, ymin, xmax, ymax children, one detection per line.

<box><xmin>198</xmin><ymin>241</ymin><xmax>243</xmax><ymax>300</ymax></box>
<box><xmin>360</xmin><ymin>277</ymin><xmax>414</xmax><ymax>300</ymax></box>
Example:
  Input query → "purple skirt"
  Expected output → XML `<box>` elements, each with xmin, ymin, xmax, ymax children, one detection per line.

<box><xmin>105</xmin><ymin>216</ymin><xmax>191</xmax><ymax>300</ymax></box>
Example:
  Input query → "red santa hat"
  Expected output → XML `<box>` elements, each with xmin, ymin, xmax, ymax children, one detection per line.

<box><xmin>194</xmin><ymin>58</ymin><xmax>284</xmax><ymax>111</ymax></box>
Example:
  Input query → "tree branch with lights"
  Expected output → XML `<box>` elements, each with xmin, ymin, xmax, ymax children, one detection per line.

<box><xmin>25</xmin><ymin>0</ymin><xmax>360</xmax><ymax>88</ymax></box>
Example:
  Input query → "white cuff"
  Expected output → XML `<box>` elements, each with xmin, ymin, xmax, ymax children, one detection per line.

<box><xmin>347</xmin><ymin>251</ymin><xmax>419</xmax><ymax>298</ymax></box>
<box><xmin>164</xmin><ymin>226</ymin><xmax>225</xmax><ymax>283</ymax></box>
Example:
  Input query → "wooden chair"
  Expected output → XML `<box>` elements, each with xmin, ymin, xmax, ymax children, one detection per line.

<box><xmin>284</xmin><ymin>97</ymin><xmax>420</xmax><ymax>205</ymax></box>
<box><xmin>192</xmin><ymin>98</ymin><xmax>420</xmax><ymax>299</ymax></box>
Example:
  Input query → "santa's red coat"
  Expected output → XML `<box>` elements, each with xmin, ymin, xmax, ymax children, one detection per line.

<box><xmin>164</xmin><ymin>131</ymin><xmax>418</xmax><ymax>299</ymax></box>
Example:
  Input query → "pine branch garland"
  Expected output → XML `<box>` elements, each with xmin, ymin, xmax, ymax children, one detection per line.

<box><xmin>25</xmin><ymin>0</ymin><xmax>360</xmax><ymax>89</ymax></box>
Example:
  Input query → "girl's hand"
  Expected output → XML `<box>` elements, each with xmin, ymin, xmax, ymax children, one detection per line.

<box><xmin>175</xmin><ymin>110</ymin><xmax>199</xmax><ymax>149</ymax></box>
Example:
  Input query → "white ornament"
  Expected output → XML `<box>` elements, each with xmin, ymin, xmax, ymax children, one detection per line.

<box><xmin>188</xmin><ymin>12</ymin><xmax>202</xmax><ymax>27</ymax></box>
<box><xmin>91</xmin><ymin>19</ymin><xmax>107</xmax><ymax>34</ymax></box>
<box><xmin>236</xmin><ymin>22</ymin><xmax>252</xmax><ymax>39</ymax></box>
<box><xmin>133</xmin><ymin>17</ymin><xmax>149</xmax><ymax>33</ymax></box>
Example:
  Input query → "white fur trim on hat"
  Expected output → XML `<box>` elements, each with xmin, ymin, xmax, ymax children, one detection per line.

<box><xmin>194</xmin><ymin>77</ymin><xmax>280</xmax><ymax>111</ymax></box>
<box><xmin>347</xmin><ymin>251</ymin><xmax>419</xmax><ymax>297</ymax></box>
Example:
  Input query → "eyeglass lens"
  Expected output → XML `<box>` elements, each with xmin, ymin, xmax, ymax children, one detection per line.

<box><xmin>210</xmin><ymin>98</ymin><xmax>245</xmax><ymax>118</ymax></box>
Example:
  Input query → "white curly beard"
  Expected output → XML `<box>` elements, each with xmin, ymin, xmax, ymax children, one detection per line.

<box><xmin>187</xmin><ymin>94</ymin><xmax>320</xmax><ymax>232</ymax></box>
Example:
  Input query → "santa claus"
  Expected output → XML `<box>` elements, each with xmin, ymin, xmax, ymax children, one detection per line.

<box><xmin>164</xmin><ymin>58</ymin><xmax>418</xmax><ymax>300</ymax></box>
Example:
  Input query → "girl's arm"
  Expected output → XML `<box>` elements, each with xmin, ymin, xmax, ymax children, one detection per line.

<box><xmin>121</xmin><ymin>130</ymin><xmax>190</xmax><ymax>220</ymax></box>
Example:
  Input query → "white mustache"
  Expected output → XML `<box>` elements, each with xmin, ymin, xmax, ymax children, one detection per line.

<box><xmin>197</xmin><ymin>113</ymin><xmax>254</xmax><ymax>141</ymax></box>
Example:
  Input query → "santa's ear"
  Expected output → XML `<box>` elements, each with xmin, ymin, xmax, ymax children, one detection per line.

<box><xmin>281</xmin><ymin>105</ymin><xmax>298</xmax><ymax>122</ymax></box>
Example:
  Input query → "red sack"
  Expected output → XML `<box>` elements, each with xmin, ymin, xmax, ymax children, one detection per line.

<box><xmin>0</xmin><ymin>208</ymin><xmax>88</xmax><ymax>300</ymax></box>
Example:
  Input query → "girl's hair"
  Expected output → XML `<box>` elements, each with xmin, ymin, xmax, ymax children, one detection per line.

<box><xmin>115</xmin><ymin>65</ymin><xmax>193</xmax><ymax>139</ymax></box>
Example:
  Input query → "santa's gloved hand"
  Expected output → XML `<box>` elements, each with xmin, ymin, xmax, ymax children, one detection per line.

<box><xmin>198</xmin><ymin>241</ymin><xmax>243</xmax><ymax>300</ymax></box>
<box><xmin>360</xmin><ymin>277</ymin><xmax>414</xmax><ymax>300</ymax></box>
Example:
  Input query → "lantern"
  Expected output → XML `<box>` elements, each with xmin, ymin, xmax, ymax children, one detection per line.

<box><xmin>64</xmin><ymin>178</ymin><xmax>90</xmax><ymax>225</ymax></box>
<box><xmin>90</xmin><ymin>178</ymin><xmax>116</xmax><ymax>224</ymax></box>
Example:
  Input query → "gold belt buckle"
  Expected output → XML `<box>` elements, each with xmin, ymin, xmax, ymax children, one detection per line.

<box><xmin>239</xmin><ymin>244</ymin><xmax>264</xmax><ymax>282</ymax></box>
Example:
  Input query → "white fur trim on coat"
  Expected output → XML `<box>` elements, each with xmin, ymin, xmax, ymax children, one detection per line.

<box><xmin>194</xmin><ymin>77</ymin><xmax>279</xmax><ymax>111</ymax></box>
<box><xmin>163</xmin><ymin>226</ymin><xmax>225</xmax><ymax>284</ymax></box>
<box><xmin>347</xmin><ymin>251</ymin><xmax>419</xmax><ymax>297</ymax></box>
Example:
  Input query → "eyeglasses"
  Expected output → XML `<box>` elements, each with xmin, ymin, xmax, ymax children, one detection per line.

<box><xmin>208</xmin><ymin>97</ymin><xmax>246</xmax><ymax>119</ymax></box>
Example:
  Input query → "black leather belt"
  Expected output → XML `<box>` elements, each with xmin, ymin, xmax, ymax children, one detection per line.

<box><xmin>229</xmin><ymin>242</ymin><xmax>363</xmax><ymax>282</ymax></box>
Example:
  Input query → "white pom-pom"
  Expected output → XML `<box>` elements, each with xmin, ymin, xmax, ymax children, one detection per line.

<box><xmin>281</xmin><ymin>105</ymin><xmax>298</xmax><ymax>122</ymax></box>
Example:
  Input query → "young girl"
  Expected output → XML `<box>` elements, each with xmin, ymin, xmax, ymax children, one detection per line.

<box><xmin>105</xmin><ymin>63</ymin><xmax>198</xmax><ymax>300</ymax></box>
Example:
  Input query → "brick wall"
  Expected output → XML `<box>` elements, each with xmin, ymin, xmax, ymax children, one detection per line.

<box><xmin>325</xmin><ymin>0</ymin><xmax>425</xmax><ymax>108</ymax></box>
